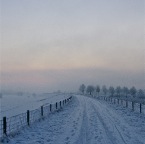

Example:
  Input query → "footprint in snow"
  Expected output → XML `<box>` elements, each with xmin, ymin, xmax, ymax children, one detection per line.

<box><xmin>65</xmin><ymin>136</ymin><xmax>70</xmax><ymax>143</ymax></box>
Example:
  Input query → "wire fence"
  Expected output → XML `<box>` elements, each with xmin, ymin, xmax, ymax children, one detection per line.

<box><xmin>0</xmin><ymin>120</ymin><xmax>2</xmax><ymax>139</ymax></box>
<box><xmin>0</xmin><ymin>96</ymin><xmax>72</xmax><ymax>140</ymax></box>
<box><xmin>6</xmin><ymin>112</ymin><xmax>27</xmax><ymax>135</ymax></box>
<box><xmin>99</xmin><ymin>96</ymin><xmax>145</xmax><ymax>114</ymax></box>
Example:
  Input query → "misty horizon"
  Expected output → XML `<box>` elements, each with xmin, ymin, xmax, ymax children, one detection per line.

<box><xmin>0</xmin><ymin>0</ymin><xmax>144</xmax><ymax>93</ymax></box>
<box><xmin>1</xmin><ymin>67</ymin><xmax>144</xmax><ymax>93</ymax></box>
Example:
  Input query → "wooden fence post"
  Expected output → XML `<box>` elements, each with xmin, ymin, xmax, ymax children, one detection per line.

<box><xmin>56</xmin><ymin>102</ymin><xmax>57</xmax><ymax>109</ymax></box>
<box><xmin>27</xmin><ymin>110</ymin><xmax>30</xmax><ymax>126</ymax></box>
<box><xmin>41</xmin><ymin>106</ymin><xmax>43</xmax><ymax>117</ymax></box>
<box><xmin>140</xmin><ymin>104</ymin><xmax>142</xmax><ymax>113</ymax></box>
<box><xmin>3</xmin><ymin>117</ymin><xmax>7</xmax><ymax>135</ymax></box>
<box><xmin>50</xmin><ymin>104</ymin><xmax>52</xmax><ymax>112</ymax></box>
<box><xmin>60</xmin><ymin>101</ymin><xmax>61</xmax><ymax>107</ymax></box>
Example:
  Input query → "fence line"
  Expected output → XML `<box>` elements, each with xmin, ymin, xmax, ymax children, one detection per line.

<box><xmin>0</xmin><ymin>96</ymin><xmax>72</xmax><ymax>140</ymax></box>
<box><xmin>99</xmin><ymin>96</ymin><xmax>145</xmax><ymax>114</ymax></box>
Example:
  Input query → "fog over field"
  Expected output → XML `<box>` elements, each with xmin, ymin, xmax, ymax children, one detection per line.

<box><xmin>0</xmin><ymin>0</ymin><xmax>144</xmax><ymax>93</ymax></box>
<box><xmin>1</xmin><ymin>68</ymin><xmax>145</xmax><ymax>93</ymax></box>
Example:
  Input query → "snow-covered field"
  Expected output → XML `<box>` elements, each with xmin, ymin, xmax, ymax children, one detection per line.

<box><xmin>0</xmin><ymin>93</ymin><xmax>70</xmax><ymax>119</ymax></box>
<box><xmin>4</xmin><ymin>95</ymin><xmax>145</xmax><ymax>144</ymax></box>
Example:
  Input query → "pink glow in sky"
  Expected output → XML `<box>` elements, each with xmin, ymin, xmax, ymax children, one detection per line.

<box><xmin>0</xmin><ymin>0</ymin><xmax>144</xmax><ymax>92</ymax></box>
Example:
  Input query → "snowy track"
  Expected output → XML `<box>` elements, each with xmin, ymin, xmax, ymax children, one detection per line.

<box><xmin>7</xmin><ymin>95</ymin><xmax>145</xmax><ymax>144</ymax></box>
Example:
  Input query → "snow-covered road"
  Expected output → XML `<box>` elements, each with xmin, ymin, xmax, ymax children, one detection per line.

<box><xmin>7</xmin><ymin>95</ymin><xmax>145</xmax><ymax>144</ymax></box>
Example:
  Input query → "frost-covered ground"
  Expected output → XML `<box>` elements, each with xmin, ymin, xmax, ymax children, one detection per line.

<box><xmin>5</xmin><ymin>95</ymin><xmax>145</xmax><ymax>144</ymax></box>
<box><xmin>0</xmin><ymin>93</ymin><xmax>70</xmax><ymax>119</ymax></box>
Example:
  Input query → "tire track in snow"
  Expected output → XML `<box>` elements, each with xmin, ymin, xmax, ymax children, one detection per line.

<box><xmin>90</xmin><ymin>103</ymin><xmax>116</xmax><ymax>144</ymax></box>
<box><xmin>84</xmin><ymin>98</ymin><xmax>105</xmax><ymax>144</ymax></box>
<box><xmin>75</xmin><ymin>96</ymin><xmax>110</xmax><ymax>144</ymax></box>
<box><xmin>91</xmin><ymin>98</ymin><xmax>144</xmax><ymax>144</ymax></box>
<box><xmin>94</xmin><ymin>100</ymin><xmax>129</xmax><ymax>144</ymax></box>
<box><xmin>74</xmin><ymin>97</ymin><xmax>89</xmax><ymax>144</ymax></box>
<box><xmin>71</xmin><ymin>96</ymin><xmax>128</xmax><ymax>144</ymax></box>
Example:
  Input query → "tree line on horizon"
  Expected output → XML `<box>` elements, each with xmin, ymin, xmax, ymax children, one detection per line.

<box><xmin>79</xmin><ymin>84</ymin><xmax>145</xmax><ymax>98</ymax></box>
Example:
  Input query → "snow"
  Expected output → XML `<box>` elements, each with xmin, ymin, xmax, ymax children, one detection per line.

<box><xmin>0</xmin><ymin>93</ymin><xmax>70</xmax><ymax>119</ymax></box>
<box><xmin>3</xmin><ymin>95</ymin><xmax>145</xmax><ymax>144</ymax></box>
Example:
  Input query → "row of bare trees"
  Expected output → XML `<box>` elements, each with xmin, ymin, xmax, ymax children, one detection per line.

<box><xmin>79</xmin><ymin>84</ymin><xmax>101</xmax><ymax>95</ymax></box>
<box><xmin>79</xmin><ymin>84</ymin><xmax>145</xmax><ymax>98</ymax></box>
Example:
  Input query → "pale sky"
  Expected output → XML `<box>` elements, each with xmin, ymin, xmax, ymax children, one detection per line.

<box><xmin>0</xmin><ymin>0</ymin><xmax>145</xmax><ymax>92</ymax></box>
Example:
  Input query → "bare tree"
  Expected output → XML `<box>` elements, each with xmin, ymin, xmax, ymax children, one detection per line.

<box><xmin>123</xmin><ymin>87</ymin><xmax>129</xmax><ymax>97</ymax></box>
<box><xmin>109</xmin><ymin>86</ymin><xmax>115</xmax><ymax>96</ymax></box>
<box><xmin>115</xmin><ymin>86</ymin><xmax>121</xmax><ymax>96</ymax></box>
<box><xmin>130</xmin><ymin>86</ymin><xmax>137</xmax><ymax>97</ymax></box>
<box><xmin>137</xmin><ymin>89</ymin><xmax>145</xmax><ymax>98</ymax></box>
<box><xmin>102</xmin><ymin>85</ymin><xmax>107</xmax><ymax>96</ymax></box>
<box><xmin>87</xmin><ymin>85</ymin><xmax>94</xmax><ymax>95</ymax></box>
<box><xmin>79</xmin><ymin>84</ymin><xmax>86</xmax><ymax>94</ymax></box>
<box><xmin>96</xmin><ymin>85</ymin><xmax>100</xmax><ymax>96</ymax></box>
